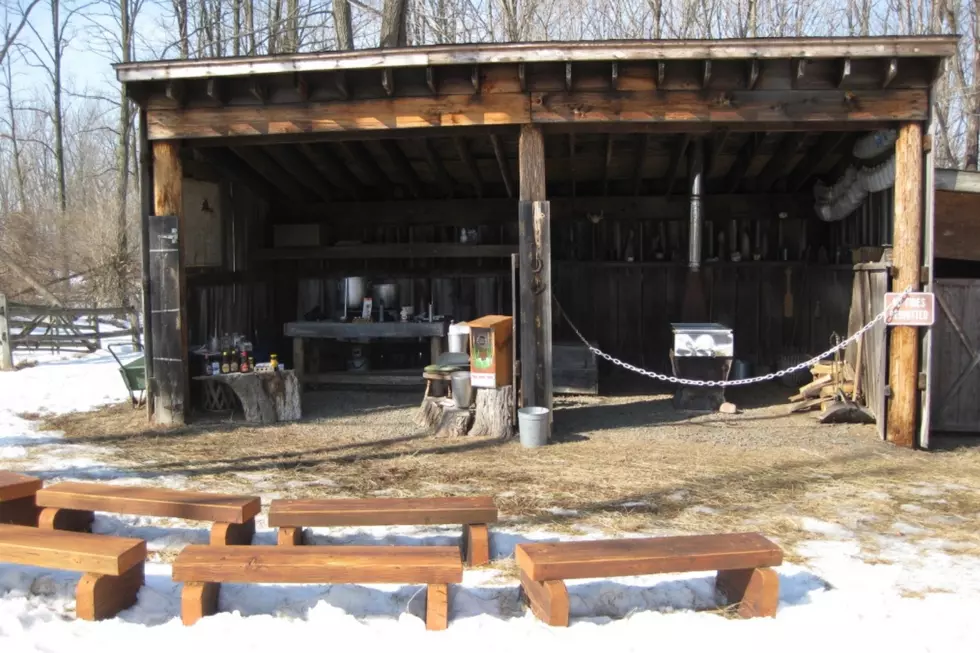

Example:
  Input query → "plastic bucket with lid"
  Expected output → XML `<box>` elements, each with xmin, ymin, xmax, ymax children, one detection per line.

<box><xmin>517</xmin><ymin>407</ymin><xmax>551</xmax><ymax>448</ymax></box>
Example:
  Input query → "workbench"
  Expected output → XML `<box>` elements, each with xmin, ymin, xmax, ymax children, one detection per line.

<box><xmin>284</xmin><ymin>320</ymin><xmax>449</xmax><ymax>385</ymax></box>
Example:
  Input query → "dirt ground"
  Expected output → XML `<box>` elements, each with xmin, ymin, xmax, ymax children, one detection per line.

<box><xmin>35</xmin><ymin>383</ymin><xmax>980</xmax><ymax>563</ymax></box>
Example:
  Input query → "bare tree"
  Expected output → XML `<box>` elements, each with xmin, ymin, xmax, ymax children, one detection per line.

<box><xmin>334</xmin><ymin>0</ymin><xmax>351</xmax><ymax>48</ymax></box>
<box><xmin>380</xmin><ymin>0</ymin><xmax>407</xmax><ymax>46</ymax></box>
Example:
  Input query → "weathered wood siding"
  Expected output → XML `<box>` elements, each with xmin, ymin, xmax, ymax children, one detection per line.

<box><xmin>931</xmin><ymin>279</ymin><xmax>980</xmax><ymax>433</ymax></box>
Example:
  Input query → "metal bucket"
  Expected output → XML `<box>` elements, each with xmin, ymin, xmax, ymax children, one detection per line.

<box><xmin>518</xmin><ymin>407</ymin><xmax>551</xmax><ymax>448</ymax></box>
<box><xmin>732</xmin><ymin>359</ymin><xmax>750</xmax><ymax>380</ymax></box>
<box><xmin>344</xmin><ymin>277</ymin><xmax>370</xmax><ymax>309</ymax></box>
<box><xmin>450</xmin><ymin>371</ymin><xmax>473</xmax><ymax>408</ymax></box>
<box><xmin>375</xmin><ymin>282</ymin><xmax>399</xmax><ymax>308</ymax></box>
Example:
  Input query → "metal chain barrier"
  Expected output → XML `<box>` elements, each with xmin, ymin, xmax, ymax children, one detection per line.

<box><xmin>553</xmin><ymin>285</ymin><xmax>914</xmax><ymax>388</ymax></box>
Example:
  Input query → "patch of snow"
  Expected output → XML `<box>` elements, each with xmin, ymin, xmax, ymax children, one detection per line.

<box><xmin>666</xmin><ymin>490</ymin><xmax>689</xmax><ymax>502</ymax></box>
<box><xmin>908</xmin><ymin>486</ymin><xmax>944</xmax><ymax>498</ymax></box>
<box><xmin>892</xmin><ymin>522</ymin><xmax>928</xmax><ymax>536</ymax></box>
<box><xmin>864</xmin><ymin>490</ymin><xmax>891</xmax><ymax>501</ymax></box>
<box><xmin>688</xmin><ymin>505</ymin><xmax>718</xmax><ymax>515</ymax></box>
<box><xmin>620</xmin><ymin>501</ymin><xmax>651</xmax><ymax>509</ymax></box>
<box><xmin>544</xmin><ymin>507</ymin><xmax>580</xmax><ymax>517</ymax></box>
<box><xmin>899</xmin><ymin>504</ymin><xmax>925</xmax><ymax>513</ymax></box>
<box><xmin>800</xmin><ymin>518</ymin><xmax>852</xmax><ymax>539</ymax></box>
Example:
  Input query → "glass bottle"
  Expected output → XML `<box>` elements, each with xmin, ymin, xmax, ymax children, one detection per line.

<box><xmin>220</xmin><ymin>350</ymin><xmax>230</xmax><ymax>374</ymax></box>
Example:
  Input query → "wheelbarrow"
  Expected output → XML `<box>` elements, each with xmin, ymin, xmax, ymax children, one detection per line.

<box><xmin>108</xmin><ymin>344</ymin><xmax>146</xmax><ymax>408</ymax></box>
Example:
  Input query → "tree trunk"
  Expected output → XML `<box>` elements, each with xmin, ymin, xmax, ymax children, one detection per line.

<box><xmin>218</xmin><ymin>371</ymin><xmax>301</xmax><ymax>423</ymax></box>
<box><xmin>416</xmin><ymin>397</ymin><xmax>473</xmax><ymax>437</ymax></box>
<box><xmin>333</xmin><ymin>0</ymin><xmax>352</xmax><ymax>49</ymax></box>
<box><xmin>469</xmin><ymin>386</ymin><xmax>514</xmax><ymax>439</ymax></box>
<box><xmin>51</xmin><ymin>0</ymin><xmax>68</xmax><ymax>286</ymax></box>
<box><xmin>174</xmin><ymin>0</ymin><xmax>189</xmax><ymax>57</ymax></box>
<box><xmin>4</xmin><ymin>58</ymin><xmax>27</xmax><ymax>212</ymax></box>
<box><xmin>245</xmin><ymin>0</ymin><xmax>256</xmax><ymax>54</ymax></box>
<box><xmin>233</xmin><ymin>0</ymin><xmax>241</xmax><ymax>55</ymax></box>
<box><xmin>380</xmin><ymin>0</ymin><xmax>408</xmax><ymax>47</ymax></box>
<box><xmin>116</xmin><ymin>0</ymin><xmax>132</xmax><ymax>307</ymax></box>
<box><xmin>286</xmin><ymin>0</ymin><xmax>298</xmax><ymax>51</ymax></box>
<box><xmin>967</xmin><ymin>0</ymin><xmax>980</xmax><ymax>170</ymax></box>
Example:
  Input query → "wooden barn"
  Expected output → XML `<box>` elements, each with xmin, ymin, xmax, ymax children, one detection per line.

<box><xmin>115</xmin><ymin>36</ymin><xmax>956</xmax><ymax>448</ymax></box>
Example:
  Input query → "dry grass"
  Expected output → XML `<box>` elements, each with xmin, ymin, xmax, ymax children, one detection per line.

<box><xmin>33</xmin><ymin>386</ymin><xmax>980</xmax><ymax>561</ymax></box>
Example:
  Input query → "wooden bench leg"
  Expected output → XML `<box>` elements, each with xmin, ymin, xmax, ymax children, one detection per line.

<box><xmin>0</xmin><ymin>495</ymin><xmax>41</xmax><ymax>526</ymax></box>
<box><xmin>76</xmin><ymin>563</ymin><xmax>144</xmax><ymax>621</ymax></box>
<box><xmin>210</xmin><ymin>518</ymin><xmax>255</xmax><ymax>545</ymax></box>
<box><xmin>181</xmin><ymin>582</ymin><xmax>220</xmax><ymax>626</ymax></box>
<box><xmin>716</xmin><ymin>567</ymin><xmax>780</xmax><ymax>618</ymax></box>
<box><xmin>38</xmin><ymin>507</ymin><xmax>94</xmax><ymax>532</ymax></box>
<box><xmin>462</xmin><ymin>523</ymin><xmax>490</xmax><ymax>566</ymax></box>
<box><xmin>425</xmin><ymin>583</ymin><xmax>450</xmax><ymax>631</ymax></box>
<box><xmin>519</xmin><ymin>569</ymin><xmax>569</xmax><ymax>627</ymax></box>
<box><xmin>277</xmin><ymin>527</ymin><xmax>304</xmax><ymax>546</ymax></box>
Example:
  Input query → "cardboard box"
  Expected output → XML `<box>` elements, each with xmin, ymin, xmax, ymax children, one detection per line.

<box><xmin>468</xmin><ymin>315</ymin><xmax>513</xmax><ymax>388</ymax></box>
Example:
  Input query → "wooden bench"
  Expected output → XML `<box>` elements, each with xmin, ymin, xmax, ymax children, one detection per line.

<box><xmin>172</xmin><ymin>544</ymin><xmax>463</xmax><ymax>630</ymax></box>
<box><xmin>515</xmin><ymin>532</ymin><xmax>783</xmax><ymax>626</ymax></box>
<box><xmin>35</xmin><ymin>482</ymin><xmax>261</xmax><ymax>545</ymax></box>
<box><xmin>268</xmin><ymin>496</ymin><xmax>497</xmax><ymax>566</ymax></box>
<box><xmin>0</xmin><ymin>471</ymin><xmax>42</xmax><ymax>526</ymax></box>
<box><xmin>0</xmin><ymin>524</ymin><xmax>146</xmax><ymax>620</ymax></box>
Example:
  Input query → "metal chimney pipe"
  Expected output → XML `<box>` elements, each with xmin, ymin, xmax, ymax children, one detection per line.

<box><xmin>688</xmin><ymin>138</ymin><xmax>704</xmax><ymax>271</ymax></box>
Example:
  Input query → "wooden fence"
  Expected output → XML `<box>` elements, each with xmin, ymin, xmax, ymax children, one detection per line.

<box><xmin>846</xmin><ymin>262</ymin><xmax>891</xmax><ymax>439</ymax></box>
<box><xmin>0</xmin><ymin>294</ymin><xmax>140</xmax><ymax>370</ymax></box>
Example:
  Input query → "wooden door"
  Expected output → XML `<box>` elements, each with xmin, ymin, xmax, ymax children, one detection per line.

<box><xmin>931</xmin><ymin>279</ymin><xmax>980</xmax><ymax>433</ymax></box>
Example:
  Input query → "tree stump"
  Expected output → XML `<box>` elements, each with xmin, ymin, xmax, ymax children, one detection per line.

<box><xmin>416</xmin><ymin>397</ymin><xmax>472</xmax><ymax>437</ymax></box>
<box><xmin>211</xmin><ymin>370</ymin><xmax>301</xmax><ymax>423</ymax></box>
<box><xmin>469</xmin><ymin>386</ymin><xmax>514</xmax><ymax>439</ymax></box>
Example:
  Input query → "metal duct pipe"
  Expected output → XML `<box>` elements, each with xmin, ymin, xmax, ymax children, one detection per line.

<box><xmin>688</xmin><ymin>138</ymin><xmax>704</xmax><ymax>271</ymax></box>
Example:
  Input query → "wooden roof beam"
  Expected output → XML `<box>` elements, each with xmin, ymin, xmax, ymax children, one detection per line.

<box><xmin>249</xmin><ymin>78</ymin><xmax>267</xmax><ymax>104</ymax></box>
<box><xmin>754</xmin><ymin>133</ymin><xmax>805</xmax><ymax>192</ymax></box>
<box><xmin>665</xmin><ymin>134</ymin><xmax>691</xmax><ymax>198</ymax></box>
<box><xmin>382</xmin><ymin>68</ymin><xmax>394</xmax><ymax>97</ymax></box>
<box><xmin>230</xmin><ymin>146</ymin><xmax>310</xmax><ymax>199</ymax></box>
<box><xmin>884</xmin><ymin>58</ymin><xmax>898</xmax><ymax>88</ymax></box>
<box><xmin>724</xmin><ymin>135</ymin><xmax>759</xmax><ymax>193</ymax></box>
<box><xmin>295</xmin><ymin>73</ymin><xmax>309</xmax><ymax>102</ymax></box>
<box><xmin>266</xmin><ymin>145</ymin><xmax>333</xmax><ymax>202</ymax></box>
<box><xmin>839</xmin><ymin>58</ymin><xmax>852</xmax><ymax>89</ymax></box>
<box><xmin>165</xmin><ymin>80</ymin><xmax>186</xmax><ymax>107</ymax></box>
<box><xmin>334</xmin><ymin>71</ymin><xmax>349</xmax><ymax>100</ymax></box>
<box><xmin>454</xmin><ymin>137</ymin><xmax>483</xmax><ymax>198</ymax></box>
<box><xmin>420</xmin><ymin>138</ymin><xmax>454</xmax><ymax>198</ymax></box>
<box><xmin>788</xmin><ymin>132</ymin><xmax>848</xmax><ymax>191</ymax></box>
<box><xmin>747</xmin><ymin>60</ymin><xmax>760</xmax><ymax>89</ymax></box>
<box><xmin>633</xmin><ymin>133</ymin><xmax>650</xmax><ymax>196</ymax></box>
<box><xmin>298</xmin><ymin>143</ymin><xmax>365</xmax><ymax>200</ymax></box>
<box><xmin>489</xmin><ymin>134</ymin><xmax>515</xmax><ymax>199</ymax></box>
<box><xmin>379</xmin><ymin>140</ymin><xmax>424</xmax><ymax>198</ymax></box>
<box><xmin>707</xmin><ymin>129</ymin><xmax>730</xmax><ymax>177</ymax></box>
<box><xmin>426</xmin><ymin>67</ymin><xmax>437</xmax><ymax>94</ymax></box>
<box><xmin>205</xmin><ymin>79</ymin><xmax>223</xmax><ymax>105</ymax></box>
<box><xmin>195</xmin><ymin>148</ymin><xmax>275</xmax><ymax>199</ymax></box>
<box><xmin>338</xmin><ymin>141</ymin><xmax>392</xmax><ymax>198</ymax></box>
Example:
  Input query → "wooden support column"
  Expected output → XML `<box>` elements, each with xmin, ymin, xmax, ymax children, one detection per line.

<box><xmin>886</xmin><ymin>122</ymin><xmax>923</xmax><ymax>448</ymax></box>
<box><xmin>518</xmin><ymin>125</ymin><xmax>552</xmax><ymax>420</ymax></box>
<box><xmin>150</xmin><ymin>140</ymin><xmax>188</xmax><ymax>425</ymax></box>
<box><xmin>138</xmin><ymin>109</ymin><xmax>155</xmax><ymax>418</ymax></box>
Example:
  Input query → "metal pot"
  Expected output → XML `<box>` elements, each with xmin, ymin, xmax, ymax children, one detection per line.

<box><xmin>343</xmin><ymin>277</ymin><xmax>369</xmax><ymax>309</ymax></box>
<box><xmin>374</xmin><ymin>282</ymin><xmax>399</xmax><ymax>308</ymax></box>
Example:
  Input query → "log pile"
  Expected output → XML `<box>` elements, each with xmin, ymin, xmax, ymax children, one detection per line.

<box><xmin>787</xmin><ymin>360</ymin><xmax>855</xmax><ymax>415</ymax></box>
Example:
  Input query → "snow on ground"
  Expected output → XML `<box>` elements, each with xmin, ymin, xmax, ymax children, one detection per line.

<box><xmin>2</xmin><ymin>348</ymin><xmax>980</xmax><ymax>652</ymax></box>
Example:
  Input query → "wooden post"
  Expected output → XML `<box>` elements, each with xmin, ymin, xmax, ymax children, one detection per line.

<box><xmin>139</xmin><ymin>109</ymin><xmax>155</xmax><ymax>416</ymax></box>
<box><xmin>0</xmin><ymin>293</ymin><xmax>12</xmax><ymax>371</ymax></box>
<box><xmin>150</xmin><ymin>140</ymin><xmax>188</xmax><ymax>425</ymax></box>
<box><xmin>886</xmin><ymin>122</ymin><xmax>923</xmax><ymax>448</ymax></box>
<box><xmin>518</xmin><ymin>125</ymin><xmax>552</xmax><ymax>419</ymax></box>
<box><xmin>919</xmin><ymin>93</ymin><xmax>936</xmax><ymax>450</ymax></box>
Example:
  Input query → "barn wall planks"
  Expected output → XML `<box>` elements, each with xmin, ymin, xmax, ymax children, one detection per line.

<box><xmin>931</xmin><ymin>279</ymin><xmax>980</xmax><ymax>433</ymax></box>
<box><xmin>552</xmin><ymin>262</ymin><xmax>854</xmax><ymax>375</ymax></box>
